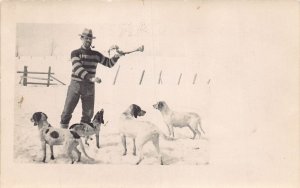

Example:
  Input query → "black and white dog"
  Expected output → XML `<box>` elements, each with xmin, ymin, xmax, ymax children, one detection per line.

<box><xmin>31</xmin><ymin>112</ymin><xmax>94</xmax><ymax>163</ymax></box>
<box><xmin>69</xmin><ymin>109</ymin><xmax>106</xmax><ymax>148</ymax></box>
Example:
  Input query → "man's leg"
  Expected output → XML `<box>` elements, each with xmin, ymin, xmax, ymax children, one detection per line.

<box><xmin>80</xmin><ymin>82</ymin><xmax>95</xmax><ymax>124</ymax></box>
<box><xmin>60</xmin><ymin>81</ymin><xmax>80</xmax><ymax>128</ymax></box>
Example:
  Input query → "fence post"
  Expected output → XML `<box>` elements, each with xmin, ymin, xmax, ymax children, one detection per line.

<box><xmin>139</xmin><ymin>70</ymin><xmax>145</xmax><ymax>85</ymax></box>
<box><xmin>193</xmin><ymin>73</ymin><xmax>197</xmax><ymax>84</ymax></box>
<box><xmin>113</xmin><ymin>65</ymin><xmax>120</xmax><ymax>85</ymax></box>
<box><xmin>207</xmin><ymin>79</ymin><xmax>211</xmax><ymax>85</ymax></box>
<box><xmin>177</xmin><ymin>73</ymin><xmax>182</xmax><ymax>85</ymax></box>
<box><xmin>23</xmin><ymin>66</ymin><xmax>28</xmax><ymax>86</ymax></box>
<box><xmin>47</xmin><ymin>66</ymin><xmax>51</xmax><ymax>87</ymax></box>
<box><xmin>158</xmin><ymin>70</ymin><xmax>163</xmax><ymax>84</ymax></box>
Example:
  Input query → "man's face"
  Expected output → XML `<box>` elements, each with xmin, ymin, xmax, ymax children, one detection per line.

<box><xmin>81</xmin><ymin>36</ymin><xmax>93</xmax><ymax>49</ymax></box>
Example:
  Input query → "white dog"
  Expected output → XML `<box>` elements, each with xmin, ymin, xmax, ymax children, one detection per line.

<box><xmin>119</xmin><ymin>104</ymin><xmax>173</xmax><ymax>165</ymax></box>
<box><xmin>153</xmin><ymin>101</ymin><xmax>205</xmax><ymax>139</ymax></box>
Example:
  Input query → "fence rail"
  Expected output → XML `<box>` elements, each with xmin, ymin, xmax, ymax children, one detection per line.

<box><xmin>17</xmin><ymin>65</ymin><xmax>205</xmax><ymax>86</ymax></box>
<box><xmin>17</xmin><ymin>66</ymin><xmax>65</xmax><ymax>87</ymax></box>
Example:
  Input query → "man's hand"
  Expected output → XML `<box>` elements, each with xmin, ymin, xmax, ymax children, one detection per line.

<box><xmin>110</xmin><ymin>45</ymin><xmax>119</xmax><ymax>50</ymax></box>
<box><xmin>113</xmin><ymin>54</ymin><xmax>121</xmax><ymax>59</ymax></box>
<box><xmin>89</xmin><ymin>77</ymin><xmax>102</xmax><ymax>83</ymax></box>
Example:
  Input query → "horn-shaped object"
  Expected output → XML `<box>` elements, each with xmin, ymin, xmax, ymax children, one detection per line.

<box><xmin>108</xmin><ymin>45</ymin><xmax>144</xmax><ymax>57</ymax></box>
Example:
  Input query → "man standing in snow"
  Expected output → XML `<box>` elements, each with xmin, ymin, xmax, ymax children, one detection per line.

<box><xmin>60</xmin><ymin>28</ymin><xmax>121</xmax><ymax>128</ymax></box>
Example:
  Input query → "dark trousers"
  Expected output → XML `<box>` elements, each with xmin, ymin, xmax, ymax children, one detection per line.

<box><xmin>60</xmin><ymin>80</ymin><xmax>95</xmax><ymax>128</ymax></box>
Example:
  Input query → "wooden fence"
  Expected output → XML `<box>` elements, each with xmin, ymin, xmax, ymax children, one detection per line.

<box><xmin>112</xmin><ymin>66</ymin><xmax>202</xmax><ymax>85</ymax></box>
<box><xmin>17</xmin><ymin>66</ymin><xmax>65</xmax><ymax>87</ymax></box>
<box><xmin>17</xmin><ymin>65</ymin><xmax>207</xmax><ymax>86</ymax></box>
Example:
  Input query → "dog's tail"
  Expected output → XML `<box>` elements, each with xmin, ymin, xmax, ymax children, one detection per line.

<box><xmin>78</xmin><ymin>138</ymin><xmax>94</xmax><ymax>161</ymax></box>
<box><xmin>197</xmin><ymin>118</ymin><xmax>205</xmax><ymax>135</ymax></box>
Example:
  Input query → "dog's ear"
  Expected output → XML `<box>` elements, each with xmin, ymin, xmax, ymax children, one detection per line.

<box><xmin>42</xmin><ymin>112</ymin><xmax>48</xmax><ymax>120</ymax></box>
<box><xmin>131</xmin><ymin>104</ymin><xmax>141</xmax><ymax>118</ymax></box>
<box><xmin>99</xmin><ymin>109</ymin><xmax>104</xmax><ymax>124</ymax></box>
<box><xmin>93</xmin><ymin>110</ymin><xmax>105</xmax><ymax>124</ymax></box>
<box><xmin>93</xmin><ymin>111</ymin><xmax>99</xmax><ymax>122</ymax></box>
<box><xmin>158</xmin><ymin>101</ymin><xmax>164</xmax><ymax>109</ymax></box>
<box><xmin>31</xmin><ymin>112</ymin><xmax>42</xmax><ymax>126</ymax></box>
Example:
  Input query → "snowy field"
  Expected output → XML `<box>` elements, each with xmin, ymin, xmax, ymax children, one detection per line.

<box><xmin>14</xmin><ymin>56</ymin><xmax>210</xmax><ymax>165</ymax></box>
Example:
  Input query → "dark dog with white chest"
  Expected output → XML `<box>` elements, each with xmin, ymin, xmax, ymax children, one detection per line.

<box><xmin>31</xmin><ymin>112</ymin><xmax>94</xmax><ymax>163</ymax></box>
<box><xmin>69</xmin><ymin>109</ymin><xmax>107</xmax><ymax>148</ymax></box>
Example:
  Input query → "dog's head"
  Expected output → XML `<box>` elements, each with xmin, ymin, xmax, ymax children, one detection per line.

<box><xmin>153</xmin><ymin>101</ymin><xmax>166</xmax><ymax>111</ymax></box>
<box><xmin>31</xmin><ymin>112</ymin><xmax>48</xmax><ymax>126</ymax></box>
<box><xmin>93</xmin><ymin>109</ymin><xmax>105</xmax><ymax>124</ymax></box>
<box><xmin>130</xmin><ymin>104</ymin><xmax>146</xmax><ymax>118</ymax></box>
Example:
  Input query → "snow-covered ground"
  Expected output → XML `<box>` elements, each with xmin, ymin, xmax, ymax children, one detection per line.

<box><xmin>14</xmin><ymin>56</ymin><xmax>210</xmax><ymax>165</ymax></box>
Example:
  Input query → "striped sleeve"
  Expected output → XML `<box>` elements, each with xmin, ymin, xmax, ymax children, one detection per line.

<box><xmin>71</xmin><ymin>51</ymin><xmax>89</xmax><ymax>79</ymax></box>
<box><xmin>98</xmin><ymin>52</ymin><xmax>119</xmax><ymax>68</ymax></box>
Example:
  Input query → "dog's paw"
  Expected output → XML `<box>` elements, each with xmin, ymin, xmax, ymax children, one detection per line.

<box><xmin>97</xmin><ymin>145</ymin><xmax>101</xmax><ymax>149</ymax></box>
<box><xmin>50</xmin><ymin>155</ymin><xmax>55</xmax><ymax>160</ymax></box>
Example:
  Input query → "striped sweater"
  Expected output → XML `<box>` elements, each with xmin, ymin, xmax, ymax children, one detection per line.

<box><xmin>71</xmin><ymin>47</ymin><xmax>119</xmax><ymax>82</ymax></box>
